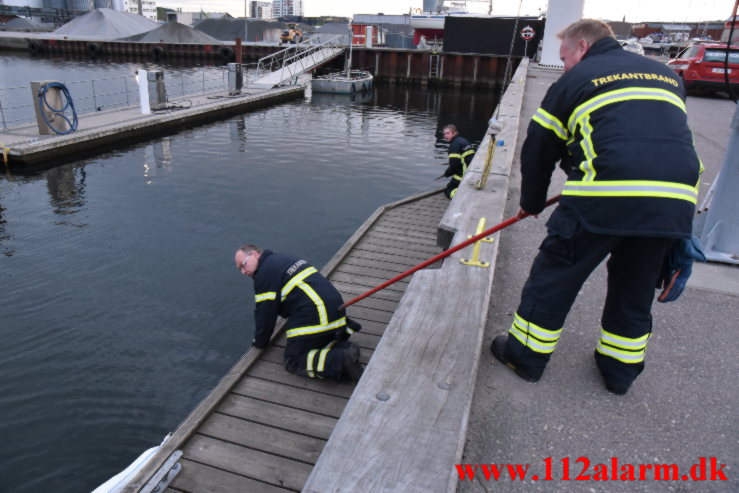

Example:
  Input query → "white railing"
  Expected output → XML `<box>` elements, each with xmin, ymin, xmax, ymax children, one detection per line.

<box><xmin>0</xmin><ymin>67</ymin><xmax>246</xmax><ymax>129</ymax></box>
<box><xmin>253</xmin><ymin>35</ymin><xmax>344</xmax><ymax>86</ymax></box>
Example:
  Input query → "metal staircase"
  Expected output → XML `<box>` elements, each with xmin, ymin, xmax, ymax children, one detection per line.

<box><xmin>248</xmin><ymin>36</ymin><xmax>344</xmax><ymax>89</ymax></box>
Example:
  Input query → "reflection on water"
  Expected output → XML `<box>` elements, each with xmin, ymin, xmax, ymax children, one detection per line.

<box><xmin>0</xmin><ymin>54</ymin><xmax>501</xmax><ymax>493</ymax></box>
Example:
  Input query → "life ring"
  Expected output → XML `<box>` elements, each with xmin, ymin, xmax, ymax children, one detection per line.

<box><xmin>219</xmin><ymin>46</ymin><xmax>234</xmax><ymax>59</ymax></box>
<box><xmin>151</xmin><ymin>45</ymin><xmax>165</xmax><ymax>58</ymax></box>
<box><xmin>87</xmin><ymin>43</ymin><xmax>102</xmax><ymax>56</ymax></box>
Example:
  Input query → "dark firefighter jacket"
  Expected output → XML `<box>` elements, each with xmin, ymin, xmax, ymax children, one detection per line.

<box><xmin>444</xmin><ymin>135</ymin><xmax>476</xmax><ymax>182</ymax></box>
<box><xmin>251</xmin><ymin>250</ymin><xmax>345</xmax><ymax>348</ymax></box>
<box><xmin>521</xmin><ymin>36</ymin><xmax>702</xmax><ymax>238</ymax></box>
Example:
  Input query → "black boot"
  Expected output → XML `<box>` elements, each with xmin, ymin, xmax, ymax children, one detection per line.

<box><xmin>490</xmin><ymin>335</ymin><xmax>541</xmax><ymax>383</ymax></box>
<box><xmin>342</xmin><ymin>342</ymin><xmax>364</xmax><ymax>382</ymax></box>
<box><xmin>594</xmin><ymin>350</ymin><xmax>640</xmax><ymax>395</ymax></box>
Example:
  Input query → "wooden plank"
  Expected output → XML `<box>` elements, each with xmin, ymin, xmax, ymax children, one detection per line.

<box><xmin>370</xmin><ymin>225</ymin><xmax>438</xmax><ymax>242</ymax></box>
<box><xmin>381</xmin><ymin>208</ymin><xmax>446</xmax><ymax>224</ymax></box>
<box><xmin>342</xmin><ymin>305</ymin><xmax>394</xmax><ymax>325</ymax></box>
<box><xmin>218</xmin><ymin>394</ymin><xmax>337</xmax><ymax>440</ymax></box>
<box><xmin>374</xmin><ymin>212</ymin><xmax>443</xmax><ymax>229</ymax></box>
<box><xmin>232</xmin><ymin>376</ymin><xmax>348</xmax><ymax>418</ymax></box>
<box><xmin>321</xmin><ymin>189</ymin><xmax>444</xmax><ymax>277</ymax></box>
<box><xmin>349</xmin><ymin>245</ymin><xmax>432</xmax><ymax>264</ymax></box>
<box><xmin>332</xmin><ymin>280</ymin><xmax>405</xmax><ymax>302</ymax></box>
<box><xmin>334</xmin><ymin>262</ymin><xmax>420</xmax><ymax>284</ymax></box>
<box><xmin>365</xmin><ymin>230</ymin><xmax>439</xmax><ymax>248</ymax></box>
<box><xmin>183</xmin><ymin>434</ymin><xmax>311</xmax><ymax>492</ymax></box>
<box><xmin>339</xmin><ymin>249</ymin><xmax>440</xmax><ymax>269</ymax></box>
<box><xmin>329</xmin><ymin>272</ymin><xmax>410</xmax><ymax>292</ymax></box>
<box><xmin>248</xmin><ymin>360</ymin><xmax>355</xmax><ymax>398</ymax></box>
<box><xmin>355</xmin><ymin>237</ymin><xmax>441</xmax><ymax>257</ymax></box>
<box><xmin>171</xmin><ymin>458</ymin><xmax>292</xmax><ymax>493</ymax></box>
<box><xmin>373</xmin><ymin>217</ymin><xmax>443</xmax><ymax>234</ymax></box>
<box><xmin>199</xmin><ymin>412</ymin><xmax>326</xmax><ymax>464</ymax></box>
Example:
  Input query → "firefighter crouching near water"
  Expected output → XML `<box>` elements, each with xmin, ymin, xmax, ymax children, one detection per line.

<box><xmin>442</xmin><ymin>124</ymin><xmax>476</xmax><ymax>199</ymax></box>
<box><xmin>490</xmin><ymin>19</ymin><xmax>702</xmax><ymax>395</ymax></box>
<box><xmin>235</xmin><ymin>245</ymin><xmax>364</xmax><ymax>382</ymax></box>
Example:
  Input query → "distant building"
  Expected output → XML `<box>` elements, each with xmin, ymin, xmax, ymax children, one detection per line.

<box><xmin>250</xmin><ymin>1</ymin><xmax>273</xmax><ymax>20</ymax></box>
<box><xmin>116</xmin><ymin>0</ymin><xmax>157</xmax><ymax>22</ymax></box>
<box><xmin>272</xmin><ymin>0</ymin><xmax>303</xmax><ymax>19</ymax></box>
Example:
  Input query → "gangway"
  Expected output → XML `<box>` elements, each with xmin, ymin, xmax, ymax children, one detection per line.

<box><xmin>248</xmin><ymin>36</ymin><xmax>344</xmax><ymax>90</ymax></box>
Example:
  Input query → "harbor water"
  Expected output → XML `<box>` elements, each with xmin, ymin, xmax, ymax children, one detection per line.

<box><xmin>0</xmin><ymin>51</ymin><xmax>501</xmax><ymax>492</ymax></box>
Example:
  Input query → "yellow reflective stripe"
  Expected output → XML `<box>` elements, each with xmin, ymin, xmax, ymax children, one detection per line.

<box><xmin>306</xmin><ymin>349</ymin><xmax>319</xmax><ymax>378</ymax></box>
<box><xmin>596</xmin><ymin>344</ymin><xmax>645</xmax><ymax>363</ymax></box>
<box><xmin>449</xmin><ymin>188</ymin><xmax>457</xmax><ymax>198</ymax></box>
<box><xmin>509</xmin><ymin>313</ymin><xmax>562</xmax><ymax>354</ymax></box>
<box><xmin>281</xmin><ymin>266</ymin><xmax>318</xmax><ymax>300</ymax></box>
<box><xmin>298</xmin><ymin>283</ymin><xmax>328</xmax><ymax>325</ymax></box>
<box><xmin>600</xmin><ymin>328</ymin><xmax>649</xmax><ymax>348</ymax></box>
<box><xmin>286</xmin><ymin>317</ymin><xmax>347</xmax><ymax>338</ymax></box>
<box><xmin>255</xmin><ymin>292</ymin><xmax>277</xmax><ymax>303</ymax></box>
<box><xmin>513</xmin><ymin>313</ymin><xmax>562</xmax><ymax>341</ymax></box>
<box><xmin>595</xmin><ymin>328</ymin><xmax>649</xmax><ymax>364</ymax></box>
<box><xmin>568</xmin><ymin>87</ymin><xmax>686</xmax><ymax>135</ymax></box>
<box><xmin>461</xmin><ymin>149</ymin><xmax>475</xmax><ymax>162</ymax></box>
<box><xmin>317</xmin><ymin>340</ymin><xmax>338</xmax><ymax>373</ymax></box>
<box><xmin>578</xmin><ymin>114</ymin><xmax>597</xmax><ymax>181</ymax></box>
<box><xmin>532</xmin><ymin>107</ymin><xmax>568</xmax><ymax>140</ymax></box>
<box><xmin>449</xmin><ymin>153</ymin><xmax>462</xmax><ymax>159</ymax></box>
<box><xmin>562</xmin><ymin>180</ymin><xmax>698</xmax><ymax>204</ymax></box>
<box><xmin>452</xmin><ymin>174</ymin><xmax>463</xmax><ymax>180</ymax></box>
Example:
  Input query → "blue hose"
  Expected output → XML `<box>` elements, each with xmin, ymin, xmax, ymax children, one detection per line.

<box><xmin>37</xmin><ymin>82</ymin><xmax>78</xmax><ymax>135</ymax></box>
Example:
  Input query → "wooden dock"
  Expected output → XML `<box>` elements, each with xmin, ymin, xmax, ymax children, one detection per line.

<box><xmin>122</xmin><ymin>189</ymin><xmax>449</xmax><ymax>493</ymax></box>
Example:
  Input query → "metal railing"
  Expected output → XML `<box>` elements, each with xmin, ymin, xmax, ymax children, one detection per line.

<box><xmin>254</xmin><ymin>35</ymin><xmax>344</xmax><ymax>86</ymax></box>
<box><xmin>0</xmin><ymin>67</ymin><xmax>250</xmax><ymax>130</ymax></box>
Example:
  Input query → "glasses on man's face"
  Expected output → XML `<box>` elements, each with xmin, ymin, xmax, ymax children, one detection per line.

<box><xmin>239</xmin><ymin>252</ymin><xmax>256</xmax><ymax>271</ymax></box>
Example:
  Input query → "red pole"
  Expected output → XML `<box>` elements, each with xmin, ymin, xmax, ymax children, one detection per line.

<box><xmin>339</xmin><ymin>195</ymin><xmax>560</xmax><ymax>310</ymax></box>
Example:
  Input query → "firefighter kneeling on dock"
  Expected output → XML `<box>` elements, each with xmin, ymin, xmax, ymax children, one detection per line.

<box><xmin>235</xmin><ymin>244</ymin><xmax>364</xmax><ymax>382</ymax></box>
<box><xmin>442</xmin><ymin>124</ymin><xmax>476</xmax><ymax>199</ymax></box>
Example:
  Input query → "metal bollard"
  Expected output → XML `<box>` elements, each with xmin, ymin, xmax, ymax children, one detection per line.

<box><xmin>228</xmin><ymin>63</ymin><xmax>242</xmax><ymax>95</ymax></box>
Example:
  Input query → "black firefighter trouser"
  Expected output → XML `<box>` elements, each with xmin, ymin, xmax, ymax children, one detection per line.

<box><xmin>504</xmin><ymin>206</ymin><xmax>674</xmax><ymax>389</ymax></box>
<box><xmin>283</xmin><ymin>320</ymin><xmax>362</xmax><ymax>381</ymax></box>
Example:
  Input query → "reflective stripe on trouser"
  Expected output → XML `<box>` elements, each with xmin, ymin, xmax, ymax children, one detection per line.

<box><xmin>284</xmin><ymin>335</ymin><xmax>356</xmax><ymax>381</ymax></box>
<box><xmin>445</xmin><ymin>177</ymin><xmax>460</xmax><ymax>199</ymax></box>
<box><xmin>596</xmin><ymin>328</ymin><xmax>649</xmax><ymax>364</ymax></box>
<box><xmin>504</xmin><ymin>206</ymin><xmax>672</xmax><ymax>385</ymax></box>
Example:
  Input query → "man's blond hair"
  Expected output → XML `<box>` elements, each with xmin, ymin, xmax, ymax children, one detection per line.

<box><xmin>557</xmin><ymin>19</ymin><xmax>615</xmax><ymax>45</ymax></box>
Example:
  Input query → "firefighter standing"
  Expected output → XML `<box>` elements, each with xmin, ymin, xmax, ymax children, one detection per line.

<box><xmin>442</xmin><ymin>124</ymin><xmax>476</xmax><ymax>199</ymax></box>
<box><xmin>235</xmin><ymin>245</ymin><xmax>364</xmax><ymax>382</ymax></box>
<box><xmin>490</xmin><ymin>20</ymin><xmax>701</xmax><ymax>395</ymax></box>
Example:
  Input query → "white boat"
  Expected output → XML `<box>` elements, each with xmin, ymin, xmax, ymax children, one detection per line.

<box><xmin>311</xmin><ymin>70</ymin><xmax>373</xmax><ymax>94</ymax></box>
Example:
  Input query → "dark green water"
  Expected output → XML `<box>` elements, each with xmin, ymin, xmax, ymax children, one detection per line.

<box><xmin>0</xmin><ymin>52</ymin><xmax>501</xmax><ymax>492</ymax></box>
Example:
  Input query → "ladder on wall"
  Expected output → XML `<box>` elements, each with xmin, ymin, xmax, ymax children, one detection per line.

<box><xmin>429</xmin><ymin>54</ymin><xmax>441</xmax><ymax>79</ymax></box>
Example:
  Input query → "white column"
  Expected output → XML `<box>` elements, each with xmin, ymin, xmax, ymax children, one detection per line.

<box><xmin>539</xmin><ymin>0</ymin><xmax>585</xmax><ymax>68</ymax></box>
<box><xmin>137</xmin><ymin>70</ymin><xmax>151</xmax><ymax>115</ymax></box>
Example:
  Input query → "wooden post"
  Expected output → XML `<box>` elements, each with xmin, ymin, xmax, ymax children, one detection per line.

<box><xmin>235</xmin><ymin>37</ymin><xmax>242</xmax><ymax>63</ymax></box>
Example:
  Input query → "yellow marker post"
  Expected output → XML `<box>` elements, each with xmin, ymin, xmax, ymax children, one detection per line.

<box><xmin>460</xmin><ymin>217</ymin><xmax>495</xmax><ymax>267</ymax></box>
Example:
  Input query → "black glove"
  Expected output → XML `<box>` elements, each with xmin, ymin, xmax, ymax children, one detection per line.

<box><xmin>656</xmin><ymin>235</ymin><xmax>707</xmax><ymax>303</ymax></box>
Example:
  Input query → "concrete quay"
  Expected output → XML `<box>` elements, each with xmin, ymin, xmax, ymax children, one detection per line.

<box><xmin>460</xmin><ymin>65</ymin><xmax>738</xmax><ymax>493</ymax></box>
<box><xmin>0</xmin><ymin>85</ymin><xmax>304</xmax><ymax>167</ymax></box>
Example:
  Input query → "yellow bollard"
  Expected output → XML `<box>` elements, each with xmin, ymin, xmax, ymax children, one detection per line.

<box><xmin>460</xmin><ymin>217</ymin><xmax>495</xmax><ymax>267</ymax></box>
